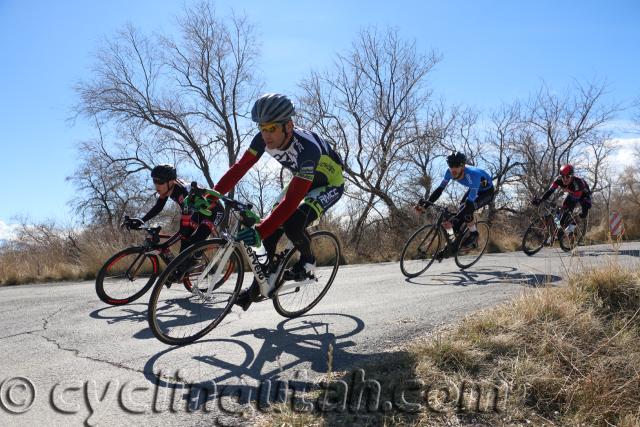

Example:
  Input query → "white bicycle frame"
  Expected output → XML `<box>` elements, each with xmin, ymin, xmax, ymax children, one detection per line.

<box><xmin>188</xmin><ymin>214</ymin><xmax>316</xmax><ymax>301</ymax></box>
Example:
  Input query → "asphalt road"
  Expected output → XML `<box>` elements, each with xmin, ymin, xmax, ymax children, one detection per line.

<box><xmin>1</xmin><ymin>242</ymin><xmax>639</xmax><ymax>426</ymax></box>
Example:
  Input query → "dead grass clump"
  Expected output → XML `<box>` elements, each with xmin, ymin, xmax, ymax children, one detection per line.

<box><xmin>264</xmin><ymin>264</ymin><xmax>640</xmax><ymax>426</ymax></box>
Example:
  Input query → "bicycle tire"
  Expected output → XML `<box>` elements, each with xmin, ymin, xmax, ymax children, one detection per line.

<box><xmin>399</xmin><ymin>223</ymin><xmax>442</xmax><ymax>278</ymax></box>
<box><xmin>272</xmin><ymin>231</ymin><xmax>341</xmax><ymax>318</ymax></box>
<box><xmin>147</xmin><ymin>238</ymin><xmax>244</xmax><ymax>345</ymax></box>
<box><xmin>95</xmin><ymin>247</ymin><xmax>159</xmax><ymax>305</ymax></box>
<box><xmin>559</xmin><ymin>214</ymin><xmax>587</xmax><ymax>252</ymax></box>
<box><xmin>455</xmin><ymin>221</ymin><xmax>490</xmax><ymax>269</ymax></box>
<box><xmin>522</xmin><ymin>217</ymin><xmax>549</xmax><ymax>256</ymax></box>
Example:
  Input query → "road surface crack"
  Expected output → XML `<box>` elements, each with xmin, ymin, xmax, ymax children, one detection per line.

<box><xmin>0</xmin><ymin>307</ymin><xmax>65</xmax><ymax>341</ymax></box>
<box><xmin>32</xmin><ymin>306</ymin><xmax>147</xmax><ymax>375</ymax></box>
<box><xmin>34</xmin><ymin>332</ymin><xmax>146</xmax><ymax>375</ymax></box>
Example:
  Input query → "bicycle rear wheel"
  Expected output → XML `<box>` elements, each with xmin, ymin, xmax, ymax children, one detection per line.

<box><xmin>522</xmin><ymin>217</ymin><xmax>549</xmax><ymax>256</ymax></box>
<box><xmin>559</xmin><ymin>214</ymin><xmax>587</xmax><ymax>252</ymax></box>
<box><xmin>399</xmin><ymin>224</ymin><xmax>442</xmax><ymax>278</ymax></box>
<box><xmin>95</xmin><ymin>247</ymin><xmax>159</xmax><ymax>305</ymax></box>
<box><xmin>455</xmin><ymin>221</ymin><xmax>490</xmax><ymax>269</ymax></box>
<box><xmin>272</xmin><ymin>231</ymin><xmax>340</xmax><ymax>318</ymax></box>
<box><xmin>148</xmin><ymin>239</ymin><xmax>243</xmax><ymax>345</ymax></box>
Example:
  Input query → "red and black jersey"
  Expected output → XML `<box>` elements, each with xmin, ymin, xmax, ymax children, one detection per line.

<box><xmin>542</xmin><ymin>175</ymin><xmax>591</xmax><ymax>200</ymax></box>
<box><xmin>141</xmin><ymin>179</ymin><xmax>190</xmax><ymax>222</ymax></box>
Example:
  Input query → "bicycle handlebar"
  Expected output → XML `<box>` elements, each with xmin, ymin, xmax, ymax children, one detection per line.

<box><xmin>189</xmin><ymin>182</ymin><xmax>259</xmax><ymax>229</ymax></box>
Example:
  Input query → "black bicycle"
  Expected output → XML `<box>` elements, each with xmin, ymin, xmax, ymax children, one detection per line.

<box><xmin>400</xmin><ymin>205</ymin><xmax>491</xmax><ymax>278</ymax></box>
<box><xmin>147</xmin><ymin>185</ymin><xmax>342</xmax><ymax>346</ymax></box>
<box><xmin>95</xmin><ymin>217</ymin><xmax>231</xmax><ymax>305</ymax></box>
<box><xmin>522</xmin><ymin>201</ymin><xmax>587</xmax><ymax>256</ymax></box>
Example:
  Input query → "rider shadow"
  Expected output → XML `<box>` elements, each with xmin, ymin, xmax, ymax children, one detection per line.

<box><xmin>142</xmin><ymin>313</ymin><xmax>393</xmax><ymax>410</ymax></box>
<box><xmin>405</xmin><ymin>265</ymin><xmax>562</xmax><ymax>288</ymax></box>
<box><xmin>576</xmin><ymin>247</ymin><xmax>640</xmax><ymax>258</ymax></box>
<box><xmin>89</xmin><ymin>303</ymin><xmax>148</xmax><ymax>325</ymax></box>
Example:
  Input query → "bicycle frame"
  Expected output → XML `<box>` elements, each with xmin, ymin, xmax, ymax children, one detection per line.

<box><xmin>536</xmin><ymin>202</ymin><xmax>569</xmax><ymax>242</ymax></box>
<box><xmin>188</xmin><ymin>210</ymin><xmax>307</xmax><ymax>301</ymax></box>
<box><xmin>430</xmin><ymin>205</ymin><xmax>466</xmax><ymax>249</ymax></box>
<box><xmin>123</xmin><ymin>227</ymin><xmax>182</xmax><ymax>279</ymax></box>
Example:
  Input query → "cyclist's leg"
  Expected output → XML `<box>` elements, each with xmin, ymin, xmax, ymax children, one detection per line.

<box><xmin>579</xmin><ymin>196</ymin><xmax>591</xmax><ymax>218</ymax></box>
<box><xmin>454</xmin><ymin>190</ymin><xmax>471</xmax><ymax>233</ymax></box>
<box><xmin>282</xmin><ymin>204</ymin><xmax>318</xmax><ymax>262</ymax></box>
<box><xmin>178</xmin><ymin>214</ymin><xmax>196</xmax><ymax>252</ymax></box>
<box><xmin>458</xmin><ymin>187</ymin><xmax>494</xmax><ymax>247</ymax></box>
<box><xmin>560</xmin><ymin>195</ymin><xmax>578</xmax><ymax>226</ymax></box>
<box><xmin>284</xmin><ymin>185</ymin><xmax>343</xmax><ymax>270</ymax></box>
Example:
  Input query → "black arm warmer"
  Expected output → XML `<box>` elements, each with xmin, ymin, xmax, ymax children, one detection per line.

<box><xmin>426</xmin><ymin>186</ymin><xmax>445</xmax><ymax>204</ymax></box>
<box><xmin>142</xmin><ymin>197</ymin><xmax>168</xmax><ymax>222</ymax></box>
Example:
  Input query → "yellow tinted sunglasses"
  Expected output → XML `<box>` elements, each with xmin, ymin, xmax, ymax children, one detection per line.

<box><xmin>258</xmin><ymin>122</ymin><xmax>282</xmax><ymax>133</ymax></box>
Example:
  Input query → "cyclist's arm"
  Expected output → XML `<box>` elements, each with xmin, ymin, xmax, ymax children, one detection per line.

<box><xmin>425</xmin><ymin>170</ymin><xmax>451</xmax><ymax>203</ymax></box>
<box><xmin>256</xmin><ymin>147</ymin><xmax>318</xmax><ymax>239</ymax></box>
<box><xmin>142</xmin><ymin>196</ymin><xmax>168</xmax><ymax>222</ymax></box>
<box><xmin>540</xmin><ymin>178</ymin><xmax>559</xmax><ymax>201</ymax></box>
<box><xmin>214</xmin><ymin>150</ymin><xmax>260</xmax><ymax>195</ymax></box>
<box><xmin>256</xmin><ymin>176</ymin><xmax>313</xmax><ymax>239</ymax></box>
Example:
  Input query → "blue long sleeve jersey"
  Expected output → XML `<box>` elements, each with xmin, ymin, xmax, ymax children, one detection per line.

<box><xmin>434</xmin><ymin>166</ymin><xmax>493</xmax><ymax>202</ymax></box>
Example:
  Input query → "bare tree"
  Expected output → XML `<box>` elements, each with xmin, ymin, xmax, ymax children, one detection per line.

<box><xmin>235</xmin><ymin>160</ymin><xmax>283</xmax><ymax>217</ymax></box>
<box><xmin>74</xmin><ymin>1</ymin><xmax>261</xmax><ymax>192</ymax></box>
<box><xmin>66</xmin><ymin>142</ymin><xmax>149</xmax><ymax>227</ymax></box>
<box><xmin>299</xmin><ymin>27</ymin><xmax>441</xmax><ymax>242</ymax></box>
<box><xmin>478</xmin><ymin>102</ymin><xmax>525</xmax><ymax>219</ymax></box>
<box><xmin>517</xmin><ymin>80</ymin><xmax>619</xmax><ymax>198</ymax></box>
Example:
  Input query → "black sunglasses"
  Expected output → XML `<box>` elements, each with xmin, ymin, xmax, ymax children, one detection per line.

<box><xmin>153</xmin><ymin>178</ymin><xmax>168</xmax><ymax>185</ymax></box>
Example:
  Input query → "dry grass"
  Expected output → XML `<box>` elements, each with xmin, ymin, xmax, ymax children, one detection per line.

<box><xmin>265</xmin><ymin>264</ymin><xmax>640</xmax><ymax>426</ymax></box>
<box><xmin>0</xmin><ymin>226</ymin><xmax>137</xmax><ymax>286</ymax></box>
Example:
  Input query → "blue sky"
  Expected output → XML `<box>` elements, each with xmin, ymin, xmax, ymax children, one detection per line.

<box><xmin>1</xmin><ymin>0</ymin><xmax>639</xmax><ymax>237</ymax></box>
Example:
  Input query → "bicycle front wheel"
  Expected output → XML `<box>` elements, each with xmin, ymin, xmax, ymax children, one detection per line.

<box><xmin>522</xmin><ymin>217</ymin><xmax>549</xmax><ymax>256</ymax></box>
<box><xmin>455</xmin><ymin>221</ymin><xmax>490</xmax><ymax>269</ymax></box>
<box><xmin>95</xmin><ymin>247</ymin><xmax>159</xmax><ymax>305</ymax></box>
<box><xmin>147</xmin><ymin>239</ymin><xmax>244</xmax><ymax>345</ymax></box>
<box><xmin>272</xmin><ymin>231</ymin><xmax>341</xmax><ymax>318</ymax></box>
<box><xmin>399</xmin><ymin>224</ymin><xmax>442</xmax><ymax>278</ymax></box>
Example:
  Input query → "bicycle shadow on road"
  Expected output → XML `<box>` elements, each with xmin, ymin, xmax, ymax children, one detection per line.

<box><xmin>575</xmin><ymin>247</ymin><xmax>640</xmax><ymax>258</ymax></box>
<box><xmin>405</xmin><ymin>265</ymin><xmax>562</xmax><ymax>288</ymax></box>
<box><xmin>89</xmin><ymin>303</ymin><xmax>148</xmax><ymax>324</ymax></box>
<box><xmin>141</xmin><ymin>312</ymin><xmax>399</xmax><ymax>409</ymax></box>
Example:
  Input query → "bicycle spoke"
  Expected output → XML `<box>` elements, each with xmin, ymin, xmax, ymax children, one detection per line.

<box><xmin>96</xmin><ymin>248</ymin><xmax>158</xmax><ymax>305</ymax></box>
<box><xmin>400</xmin><ymin>224</ymin><xmax>441</xmax><ymax>277</ymax></box>
<box><xmin>455</xmin><ymin>222</ymin><xmax>490</xmax><ymax>269</ymax></box>
<box><xmin>148</xmin><ymin>240</ymin><xmax>243</xmax><ymax>345</ymax></box>
<box><xmin>273</xmin><ymin>231</ymin><xmax>340</xmax><ymax>318</ymax></box>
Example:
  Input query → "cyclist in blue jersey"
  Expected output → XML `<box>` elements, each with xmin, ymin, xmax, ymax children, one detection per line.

<box><xmin>417</xmin><ymin>152</ymin><xmax>494</xmax><ymax>249</ymax></box>
<box><xmin>213</xmin><ymin>93</ymin><xmax>345</xmax><ymax>310</ymax></box>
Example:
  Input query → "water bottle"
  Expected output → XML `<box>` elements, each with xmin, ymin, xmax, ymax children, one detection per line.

<box><xmin>554</xmin><ymin>213</ymin><xmax>562</xmax><ymax>228</ymax></box>
<box><xmin>565</xmin><ymin>223</ymin><xmax>576</xmax><ymax>234</ymax></box>
<box><xmin>444</xmin><ymin>221</ymin><xmax>455</xmax><ymax>238</ymax></box>
<box><xmin>255</xmin><ymin>245</ymin><xmax>268</xmax><ymax>265</ymax></box>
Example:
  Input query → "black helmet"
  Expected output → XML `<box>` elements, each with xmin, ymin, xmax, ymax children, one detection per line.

<box><xmin>446</xmin><ymin>151</ymin><xmax>467</xmax><ymax>167</ymax></box>
<box><xmin>251</xmin><ymin>93</ymin><xmax>295</xmax><ymax>123</ymax></box>
<box><xmin>150</xmin><ymin>164</ymin><xmax>177</xmax><ymax>182</ymax></box>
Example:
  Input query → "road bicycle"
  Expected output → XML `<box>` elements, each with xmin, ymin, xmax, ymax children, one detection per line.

<box><xmin>147</xmin><ymin>184</ymin><xmax>342</xmax><ymax>346</ymax></box>
<box><xmin>95</xmin><ymin>217</ymin><xmax>231</xmax><ymax>305</ymax></box>
<box><xmin>95</xmin><ymin>219</ymin><xmax>184</xmax><ymax>305</ymax></box>
<box><xmin>522</xmin><ymin>201</ymin><xmax>587</xmax><ymax>256</ymax></box>
<box><xmin>400</xmin><ymin>205</ymin><xmax>491</xmax><ymax>278</ymax></box>
<box><xmin>400</xmin><ymin>204</ymin><xmax>491</xmax><ymax>278</ymax></box>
